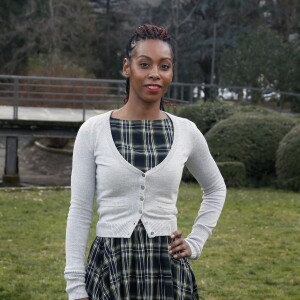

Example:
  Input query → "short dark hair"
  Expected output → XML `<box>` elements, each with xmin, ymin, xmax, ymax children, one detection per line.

<box><xmin>125</xmin><ymin>24</ymin><xmax>175</xmax><ymax>61</ymax></box>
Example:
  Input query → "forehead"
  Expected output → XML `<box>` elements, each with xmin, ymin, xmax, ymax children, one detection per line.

<box><xmin>131</xmin><ymin>39</ymin><xmax>173</xmax><ymax>60</ymax></box>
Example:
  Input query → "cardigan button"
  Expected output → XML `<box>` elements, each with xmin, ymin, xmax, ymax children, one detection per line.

<box><xmin>141</xmin><ymin>185</ymin><xmax>145</xmax><ymax>190</ymax></box>
<box><xmin>151</xmin><ymin>232</ymin><xmax>154</xmax><ymax>235</ymax></box>
<box><xmin>142</xmin><ymin>174</ymin><xmax>145</xmax><ymax>177</ymax></box>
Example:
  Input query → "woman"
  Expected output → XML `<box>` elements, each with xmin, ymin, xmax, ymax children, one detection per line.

<box><xmin>64</xmin><ymin>24</ymin><xmax>226</xmax><ymax>300</ymax></box>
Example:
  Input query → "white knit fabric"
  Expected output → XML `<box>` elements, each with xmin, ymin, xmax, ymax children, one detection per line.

<box><xmin>64</xmin><ymin>110</ymin><xmax>226</xmax><ymax>300</ymax></box>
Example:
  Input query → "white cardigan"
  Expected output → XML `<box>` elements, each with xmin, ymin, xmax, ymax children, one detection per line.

<box><xmin>65</xmin><ymin>111</ymin><xmax>226</xmax><ymax>300</ymax></box>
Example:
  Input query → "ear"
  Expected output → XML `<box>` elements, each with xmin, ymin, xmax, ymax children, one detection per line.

<box><xmin>123</xmin><ymin>58</ymin><xmax>130</xmax><ymax>77</ymax></box>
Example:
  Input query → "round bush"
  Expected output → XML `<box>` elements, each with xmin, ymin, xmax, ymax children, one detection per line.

<box><xmin>177</xmin><ymin>102</ymin><xmax>234</xmax><ymax>134</ymax></box>
<box><xmin>217</xmin><ymin>161</ymin><xmax>246</xmax><ymax>187</ymax></box>
<box><xmin>205</xmin><ymin>114</ymin><xmax>297</xmax><ymax>185</ymax></box>
<box><xmin>234</xmin><ymin>105</ymin><xmax>279</xmax><ymax>115</ymax></box>
<box><xmin>178</xmin><ymin>102</ymin><xmax>279</xmax><ymax>134</ymax></box>
<box><xmin>181</xmin><ymin>166</ymin><xmax>196</xmax><ymax>183</ymax></box>
<box><xmin>182</xmin><ymin>161</ymin><xmax>246</xmax><ymax>187</ymax></box>
<box><xmin>276</xmin><ymin>124</ymin><xmax>300</xmax><ymax>191</ymax></box>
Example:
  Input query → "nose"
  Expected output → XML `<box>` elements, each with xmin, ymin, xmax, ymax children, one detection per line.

<box><xmin>149</xmin><ymin>66</ymin><xmax>160</xmax><ymax>79</ymax></box>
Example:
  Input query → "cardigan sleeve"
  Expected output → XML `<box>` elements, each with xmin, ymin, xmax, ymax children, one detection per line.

<box><xmin>184</xmin><ymin>122</ymin><xmax>226</xmax><ymax>259</ymax></box>
<box><xmin>64</xmin><ymin>121</ymin><xmax>96</xmax><ymax>300</ymax></box>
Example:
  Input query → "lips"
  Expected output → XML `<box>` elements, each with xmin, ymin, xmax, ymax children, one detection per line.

<box><xmin>145</xmin><ymin>84</ymin><xmax>162</xmax><ymax>92</ymax></box>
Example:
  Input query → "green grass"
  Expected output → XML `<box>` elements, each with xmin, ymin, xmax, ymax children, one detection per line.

<box><xmin>0</xmin><ymin>185</ymin><xmax>299</xmax><ymax>299</ymax></box>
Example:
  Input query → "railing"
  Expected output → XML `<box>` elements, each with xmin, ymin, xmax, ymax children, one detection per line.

<box><xmin>0</xmin><ymin>75</ymin><xmax>202</xmax><ymax>121</ymax></box>
<box><xmin>0</xmin><ymin>75</ymin><xmax>126</xmax><ymax>121</ymax></box>
<box><xmin>1</xmin><ymin>75</ymin><xmax>299</xmax><ymax>121</ymax></box>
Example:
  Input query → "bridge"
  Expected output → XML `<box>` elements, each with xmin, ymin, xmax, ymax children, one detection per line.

<box><xmin>0</xmin><ymin>119</ymin><xmax>82</xmax><ymax>186</ymax></box>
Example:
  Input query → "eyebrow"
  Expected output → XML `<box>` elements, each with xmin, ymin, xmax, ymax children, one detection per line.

<box><xmin>135</xmin><ymin>55</ymin><xmax>172</xmax><ymax>61</ymax></box>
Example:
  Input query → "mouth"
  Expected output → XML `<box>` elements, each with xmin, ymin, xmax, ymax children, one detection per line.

<box><xmin>145</xmin><ymin>84</ymin><xmax>162</xmax><ymax>92</ymax></box>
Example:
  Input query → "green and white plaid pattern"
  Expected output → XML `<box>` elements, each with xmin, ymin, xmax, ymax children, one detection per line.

<box><xmin>85</xmin><ymin>221</ymin><xmax>199</xmax><ymax>300</ymax></box>
<box><xmin>110</xmin><ymin>117</ymin><xmax>174</xmax><ymax>173</ymax></box>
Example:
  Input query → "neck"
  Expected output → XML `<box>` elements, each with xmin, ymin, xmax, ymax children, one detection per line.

<box><xmin>112</xmin><ymin>100</ymin><xmax>167</xmax><ymax>120</ymax></box>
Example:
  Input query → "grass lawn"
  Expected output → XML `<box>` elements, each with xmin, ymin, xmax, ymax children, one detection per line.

<box><xmin>0</xmin><ymin>184</ymin><xmax>299</xmax><ymax>299</ymax></box>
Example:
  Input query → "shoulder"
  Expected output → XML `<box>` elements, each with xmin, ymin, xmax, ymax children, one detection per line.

<box><xmin>166</xmin><ymin>112</ymin><xmax>200</xmax><ymax>134</ymax></box>
<box><xmin>79</xmin><ymin>111</ymin><xmax>110</xmax><ymax>133</ymax></box>
<box><xmin>167</xmin><ymin>112</ymin><xmax>208</xmax><ymax>152</ymax></box>
<box><xmin>74</xmin><ymin>111</ymin><xmax>111</xmax><ymax>152</ymax></box>
<box><xmin>75</xmin><ymin>111</ymin><xmax>111</xmax><ymax>150</ymax></box>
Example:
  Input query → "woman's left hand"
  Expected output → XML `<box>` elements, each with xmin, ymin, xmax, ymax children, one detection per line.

<box><xmin>168</xmin><ymin>230</ymin><xmax>192</xmax><ymax>259</ymax></box>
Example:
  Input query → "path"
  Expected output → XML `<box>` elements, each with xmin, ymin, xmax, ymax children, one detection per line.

<box><xmin>0</xmin><ymin>105</ymin><xmax>107</xmax><ymax>122</ymax></box>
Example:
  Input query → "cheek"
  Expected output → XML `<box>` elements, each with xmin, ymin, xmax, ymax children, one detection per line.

<box><xmin>162</xmin><ymin>76</ymin><xmax>172</xmax><ymax>92</ymax></box>
<box><xmin>167</xmin><ymin>71</ymin><xmax>173</xmax><ymax>82</ymax></box>
<box><xmin>165</xmin><ymin>73</ymin><xmax>173</xmax><ymax>84</ymax></box>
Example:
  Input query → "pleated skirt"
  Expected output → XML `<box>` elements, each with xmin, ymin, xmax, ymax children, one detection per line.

<box><xmin>85</xmin><ymin>221</ymin><xmax>199</xmax><ymax>300</ymax></box>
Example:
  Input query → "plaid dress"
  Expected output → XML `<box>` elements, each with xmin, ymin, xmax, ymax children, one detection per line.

<box><xmin>85</xmin><ymin>117</ymin><xmax>199</xmax><ymax>300</ymax></box>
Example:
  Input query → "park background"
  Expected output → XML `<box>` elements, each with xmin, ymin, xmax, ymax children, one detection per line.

<box><xmin>1</xmin><ymin>0</ymin><xmax>300</xmax><ymax>299</ymax></box>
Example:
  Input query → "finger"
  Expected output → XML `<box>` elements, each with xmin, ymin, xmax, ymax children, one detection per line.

<box><xmin>169</xmin><ymin>242</ymin><xmax>188</xmax><ymax>254</ymax></box>
<box><xmin>173</xmin><ymin>250</ymin><xmax>190</xmax><ymax>259</ymax></box>
<box><xmin>168</xmin><ymin>238</ymin><xmax>184</xmax><ymax>250</ymax></box>
<box><xmin>169</xmin><ymin>243</ymin><xmax>187</xmax><ymax>254</ymax></box>
<box><xmin>170</xmin><ymin>230</ymin><xmax>182</xmax><ymax>239</ymax></box>
<box><xmin>170</xmin><ymin>241</ymin><xmax>192</xmax><ymax>258</ymax></box>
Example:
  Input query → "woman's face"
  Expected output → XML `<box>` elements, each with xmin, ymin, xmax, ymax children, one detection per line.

<box><xmin>123</xmin><ymin>39</ymin><xmax>173</xmax><ymax>106</ymax></box>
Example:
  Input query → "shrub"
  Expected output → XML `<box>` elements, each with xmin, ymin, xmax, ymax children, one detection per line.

<box><xmin>177</xmin><ymin>102</ymin><xmax>279</xmax><ymax>134</ymax></box>
<box><xmin>276</xmin><ymin>177</ymin><xmax>300</xmax><ymax>192</ymax></box>
<box><xmin>234</xmin><ymin>105</ymin><xmax>279</xmax><ymax>115</ymax></box>
<box><xmin>276</xmin><ymin>124</ymin><xmax>300</xmax><ymax>191</ymax></box>
<box><xmin>290</xmin><ymin>97</ymin><xmax>300</xmax><ymax>113</ymax></box>
<box><xmin>181</xmin><ymin>166</ymin><xmax>196</xmax><ymax>183</ymax></box>
<box><xmin>205</xmin><ymin>114</ymin><xmax>297</xmax><ymax>185</ymax></box>
<box><xmin>177</xmin><ymin>101</ymin><xmax>234</xmax><ymax>134</ymax></box>
<box><xmin>182</xmin><ymin>161</ymin><xmax>246</xmax><ymax>188</ymax></box>
<box><xmin>217</xmin><ymin>161</ymin><xmax>246</xmax><ymax>187</ymax></box>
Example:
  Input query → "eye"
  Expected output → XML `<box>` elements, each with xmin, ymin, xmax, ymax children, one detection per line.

<box><xmin>161</xmin><ymin>64</ymin><xmax>171</xmax><ymax>71</ymax></box>
<box><xmin>139</xmin><ymin>62</ymin><xmax>149</xmax><ymax>69</ymax></box>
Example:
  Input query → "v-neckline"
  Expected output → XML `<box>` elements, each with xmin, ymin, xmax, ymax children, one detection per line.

<box><xmin>105</xmin><ymin>110</ymin><xmax>178</xmax><ymax>175</ymax></box>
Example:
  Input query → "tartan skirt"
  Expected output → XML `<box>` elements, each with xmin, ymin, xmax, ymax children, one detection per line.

<box><xmin>85</xmin><ymin>221</ymin><xmax>199</xmax><ymax>300</ymax></box>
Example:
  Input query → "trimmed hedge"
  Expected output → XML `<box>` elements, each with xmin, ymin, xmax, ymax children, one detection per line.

<box><xmin>177</xmin><ymin>102</ymin><xmax>234</xmax><ymax>134</ymax></box>
<box><xmin>177</xmin><ymin>102</ymin><xmax>279</xmax><ymax>134</ymax></box>
<box><xmin>276</xmin><ymin>124</ymin><xmax>300</xmax><ymax>191</ymax></box>
<box><xmin>182</xmin><ymin>161</ymin><xmax>246</xmax><ymax>188</ymax></box>
<box><xmin>217</xmin><ymin>161</ymin><xmax>246</xmax><ymax>187</ymax></box>
<box><xmin>182</xmin><ymin>166</ymin><xmax>196</xmax><ymax>183</ymax></box>
<box><xmin>205</xmin><ymin>114</ymin><xmax>297</xmax><ymax>185</ymax></box>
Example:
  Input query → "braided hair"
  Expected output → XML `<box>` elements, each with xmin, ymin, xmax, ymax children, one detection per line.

<box><xmin>124</xmin><ymin>24</ymin><xmax>175</xmax><ymax>111</ymax></box>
